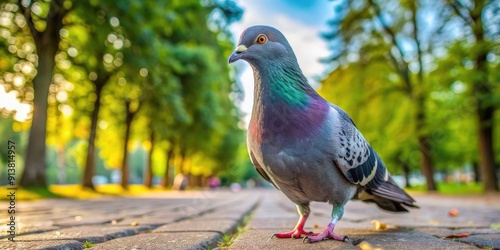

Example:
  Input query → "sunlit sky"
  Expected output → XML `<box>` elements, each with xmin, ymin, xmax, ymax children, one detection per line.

<box><xmin>228</xmin><ymin>0</ymin><xmax>334</xmax><ymax>126</ymax></box>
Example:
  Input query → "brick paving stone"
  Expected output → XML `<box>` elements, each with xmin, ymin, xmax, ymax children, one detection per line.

<box><xmin>14</xmin><ymin>225</ymin><xmax>151</xmax><ymax>243</ymax></box>
<box><xmin>228</xmin><ymin>229</ymin><xmax>358</xmax><ymax>250</ymax></box>
<box><xmin>230</xmin><ymin>225</ymin><xmax>478</xmax><ymax>249</ymax></box>
<box><xmin>117</xmin><ymin>215</ymin><xmax>183</xmax><ymax>227</ymax></box>
<box><xmin>90</xmin><ymin>231</ymin><xmax>221</xmax><ymax>250</ymax></box>
<box><xmin>229</xmin><ymin>189</ymin><xmax>500</xmax><ymax>250</ymax></box>
<box><xmin>343</xmin><ymin>229</ymin><xmax>477</xmax><ymax>250</ymax></box>
<box><xmin>154</xmin><ymin>219</ymin><xmax>238</xmax><ymax>234</ymax></box>
<box><xmin>2</xmin><ymin>239</ymin><xmax>84</xmax><ymax>250</ymax></box>
<box><xmin>1</xmin><ymin>188</ymin><xmax>499</xmax><ymax>250</ymax></box>
<box><xmin>415</xmin><ymin>227</ymin><xmax>500</xmax><ymax>249</ymax></box>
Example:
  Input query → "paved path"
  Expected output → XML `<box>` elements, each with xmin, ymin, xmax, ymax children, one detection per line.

<box><xmin>1</xmin><ymin>188</ymin><xmax>499</xmax><ymax>249</ymax></box>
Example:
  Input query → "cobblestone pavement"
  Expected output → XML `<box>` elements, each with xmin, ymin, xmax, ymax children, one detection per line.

<box><xmin>1</xmin><ymin>188</ymin><xmax>499</xmax><ymax>249</ymax></box>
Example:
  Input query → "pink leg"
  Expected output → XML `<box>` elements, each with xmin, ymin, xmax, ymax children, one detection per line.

<box><xmin>303</xmin><ymin>222</ymin><xmax>349</xmax><ymax>243</ymax></box>
<box><xmin>272</xmin><ymin>214</ymin><xmax>316</xmax><ymax>239</ymax></box>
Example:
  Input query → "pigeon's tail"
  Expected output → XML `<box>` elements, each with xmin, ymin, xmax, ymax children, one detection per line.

<box><xmin>355</xmin><ymin>178</ymin><xmax>419</xmax><ymax>212</ymax></box>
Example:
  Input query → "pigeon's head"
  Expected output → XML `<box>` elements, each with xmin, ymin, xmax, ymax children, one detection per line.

<box><xmin>228</xmin><ymin>25</ymin><xmax>297</xmax><ymax>66</ymax></box>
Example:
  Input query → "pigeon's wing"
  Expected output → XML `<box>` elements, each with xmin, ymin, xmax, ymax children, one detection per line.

<box><xmin>329</xmin><ymin>105</ymin><xmax>415</xmax><ymax>204</ymax></box>
<box><xmin>249</xmin><ymin>151</ymin><xmax>279</xmax><ymax>189</ymax></box>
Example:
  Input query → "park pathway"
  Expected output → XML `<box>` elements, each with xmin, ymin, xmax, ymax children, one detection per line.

<box><xmin>1</xmin><ymin>188</ymin><xmax>499</xmax><ymax>249</ymax></box>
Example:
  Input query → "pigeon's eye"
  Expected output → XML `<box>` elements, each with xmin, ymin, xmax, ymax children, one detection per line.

<box><xmin>256</xmin><ymin>34</ymin><xmax>267</xmax><ymax>44</ymax></box>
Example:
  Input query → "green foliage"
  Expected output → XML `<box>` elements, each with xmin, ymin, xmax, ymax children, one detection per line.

<box><xmin>319</xmin><ymin>60</ymin><xmax>417</xmax><ymax>175</ymax></box>
<box><xmin>406</xmin><ymin>182</ymin><xmax>485</xmax><ymax>195</ymax></box>
<box><xmin>321</xmin><ymin>0</ymin><xmax>500</xmax><ymax>182</ymax></box>
<box><xmin>82</xmin><ymin>241</ymin><xmax>96</xmax><ymax>248</ymax></box>
<box><xmin>0</xmin><ymin>0</ymin><xmax>246</xmax><ymax>186</ymax></box>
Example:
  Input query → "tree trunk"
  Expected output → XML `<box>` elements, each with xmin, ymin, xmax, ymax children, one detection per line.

<box><xmin>82</xmin><ymin>84</ymin><xmax>104</xmax><ymax>189</ymax></box>
<box><xmin>418</xmin><ymin>135</ymin><xmax>436</xmax><ymax>190</ymax></box>
<box><xmin>55</xmin><ymin>106</ymin><xmax>66</xmax><ymax>184</ymax></box>
<box><xmin>162</xmin><ymin>146</ymin><xmax>175</xmax><ymax>188</ymax></box>
<box><xmin>401</xmin><ymin>161</ymin><xmax>412</xmax><ymax>188</ymax></box>
<box><xmin>477</xmin><ymin>104</ymin><xmax>498</xmax><ymax>191</ymax></box>
<box><xmin>143</xmin><ymin>130</ymin><xmax>154</xmax><ymax>188</ymax></box>
<box><xmin>416</xmin><ymin>95</ymin><xmax>436</xmax><ymax>191</ymax></box>
<box><xmin>19</xmin><ymin>0</ymin><xmax>65</xmax><ymax>187</ymax></box>
<box><xmin>411</xmin><ymin>1</ymin><xmax>436</xmax><ymax>191</ymax></box>
<box><xmin>177</xmin><ymin>146</ymin><xmax>186</xmax><ymax>175</ymax></box>
<box><xmin>472</xmin><ymin>161</ymin><xmax>481</xmax><ymax>183</ymax></box>
<box><xmin>471</xmin><ymin>1</ymin><xmax>498</xmax><ymax>192</ymax></box>
<box><xmin>120</xmin><ymin>100</ymin><xmax>135</xmax><ymax>189</ymax></box>
<box><xmin>369</xmin><ymin>0</ymin><xmax>436</xmax><ymax>191</ymax></box>
<box><xmin>21</xmin><ymin>50</ymin><xmax>54</xmax><ymax>187</ymax></box>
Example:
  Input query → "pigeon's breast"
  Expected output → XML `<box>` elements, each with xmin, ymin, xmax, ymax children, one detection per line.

<box><xmin>248</xmin><ymin>96</ymin><xmax>330</xmax><ymax>146</ymax></box>
<box><xmin>248</xmin><ymin>108</ymin><xmax>357</xmax><ymax>205</ymax></box>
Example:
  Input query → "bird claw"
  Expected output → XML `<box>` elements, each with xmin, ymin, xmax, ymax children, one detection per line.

<box><xmin>304</xmin><ymin>235</ymin><xmax>351</xmax><ymax>244</ymax></box>
<box><xmin>272</xmin><ymin>229</ymin><xmax>314</xmax><ymax>239</ymax></box>
<box><xmin>343</xmin><ymin>235</ymin><xmax>351</xmax><ymax>243</ymax></box>
<box><xmin>303</xmin><ymin>236</ymin><xmax>311</xmax><ymax>243</ymax></box>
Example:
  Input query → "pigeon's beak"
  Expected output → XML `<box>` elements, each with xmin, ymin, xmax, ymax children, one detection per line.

<box><xmin>228</xmin><ymin>45</ymin><xmax>247</xmax><ymax>63</ymax></box>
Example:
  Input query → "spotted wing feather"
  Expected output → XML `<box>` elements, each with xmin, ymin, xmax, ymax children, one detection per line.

<box><xmin>330</xmin><ymin>105</ymin><xmax>416</xmax><ymax>206</ymax></box>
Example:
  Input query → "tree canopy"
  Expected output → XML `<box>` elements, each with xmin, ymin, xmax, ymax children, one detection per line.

<box><xmin>320</xmin><ymin>0</ymin><xmax>499</xmax><ymax>191</ymax></box>
<box><xmin>0</xmin><ymin>0</ymin><xmax>249</xmax><ymax>188</ymax></box>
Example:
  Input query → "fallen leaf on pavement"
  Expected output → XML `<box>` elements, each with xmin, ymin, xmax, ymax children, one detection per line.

<box><xmin>371</xmin><ymin>220</ymin><xmax>387</xmax><ymax>230</ymax></box>
<box><xmin>449</xmin><ymin>208</ymin><xmax>459</xmax><ymax>217</ymax></box>
<box><xmin>445</xmin><ymin>233</ymin><xmax>469</xmax><ymax>238</ymax></box>
<box><xmin>359</xmin><ymin>241</ymin><xmax>383</xmax><ymax>250</ymax></box>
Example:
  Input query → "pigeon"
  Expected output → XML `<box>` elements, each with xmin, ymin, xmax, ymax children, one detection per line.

<box><xmin>228</xmin><ymin>25</ymin><xmax>417</xmax><ymax>244</ymax></box>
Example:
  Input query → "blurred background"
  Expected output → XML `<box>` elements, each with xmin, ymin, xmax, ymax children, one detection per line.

<box><xmin>0</xmin><ymin>0</ymin><xmax>499</xmax><ymax>196</ymax></box>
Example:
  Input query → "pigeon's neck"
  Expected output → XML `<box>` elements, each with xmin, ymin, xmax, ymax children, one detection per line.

<box><xmin>252</xmin><ymin>61</ymin><xmax>318</xmax><ymax>107</ymax></box>
<box><xmin>249</xmin><ymin>61</ymin><xmax>330</xmax><ymax>143</ymax></box>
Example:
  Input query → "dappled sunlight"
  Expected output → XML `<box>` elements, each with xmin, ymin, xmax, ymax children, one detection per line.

<box><xmin>10</xmin><ymin>184</ymin><xmax>170</xmax><ymax>200</ymax></box>
<box><xmin>0</xmin><ymin>84</ymin><xmax>32</xmax><ymax>122</ymax></box>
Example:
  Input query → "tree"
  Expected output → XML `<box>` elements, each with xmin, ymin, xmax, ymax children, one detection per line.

<box><xmin>119</xmin><ymin>99</ymin><xmax>141</xmax><ymax>188</ymax></box>
<box><xmin>143</xmin><ymin>128</ymin><xmax>154</xmax><ymax>188</ymax></box>
<box><xmin>62</xmin><ymin>1</ymin><xmax>132</xmax><ymax>189</ymax></box>
<box><xmin>442</xmin><ymin>0</ymin><xmax>499</xmax><ymax>191</ymax></box>
<box><xmin>14</xmin><ymin>0</ymin><xmax>69</xmax><ymax>187</ymax></box>
<box><xmin>2</xmin><ymin>0</ymin><xmax>245</xmax><ymax>189</ymax></box>
<box><xmin>322</xmin><ymin>0</ymin><xmax>437</xmax><ymax>190</ymax></box>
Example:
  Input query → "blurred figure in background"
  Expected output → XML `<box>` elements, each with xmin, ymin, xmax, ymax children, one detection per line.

<box><xmin>208</xmin><ymin>176</ymin><xmax>221</xmax><ymax>190</ymax></box>
<box><xmin>173</xmin><ymin>173</ymin><xmax>188</xmax><ymax>191</ymax></box>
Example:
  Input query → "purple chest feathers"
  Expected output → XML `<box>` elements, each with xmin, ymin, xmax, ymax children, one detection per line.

<box><xmin>249</xmin><ymin>96</ymin><xmax>330</xmax><ymax>145</ymax></box>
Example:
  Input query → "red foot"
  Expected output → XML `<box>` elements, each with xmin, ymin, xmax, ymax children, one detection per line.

<box><xmin>271</xmin><ymin>214</ymin><xmax>315</xmax><ymax>239</ymax></box>
<box><xmin>303</xmin><ymin>223</ymin><xmax>350</xmax><ymax>243</ymax></box>
<box><xmin>272</xmin><ymin>229</ymin><xmax>316</xmax><ymax>239</ymax></box>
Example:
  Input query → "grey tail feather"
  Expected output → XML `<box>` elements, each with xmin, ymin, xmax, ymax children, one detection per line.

<box><xmin>364</xmin><ymin>181</ymin><xmax>419</xmax><ymax>213</ymax></box>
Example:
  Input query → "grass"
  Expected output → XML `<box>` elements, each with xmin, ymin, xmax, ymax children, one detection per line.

<box><xmin>216</xmin><ymin>213</ymin><xmax>253</xmax><ymax>249</ymax></box>
<box><xmin>0</xmin><ymin>184</ymin><xmax>169</xmax><ymax>201</ymax></box>
<box><xmin>406</xmin><ymin>182</ymin><xmax>485</xmax><ymax>195</ymax></box>
<box><xmin>82</xmin><ymin>241</ymin><xmax>96</xmax><ymax>248</ymax></box>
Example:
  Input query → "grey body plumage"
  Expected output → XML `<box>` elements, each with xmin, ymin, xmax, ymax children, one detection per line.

<box><xmin>249</xmin><ymin>113</ymin><xmax>358</xmax><ymax>207</ymax></box>
<box><xmin>229</xmin><ymin>25</ymin><xmax>417</xmax><ymax>243</ymax></box>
